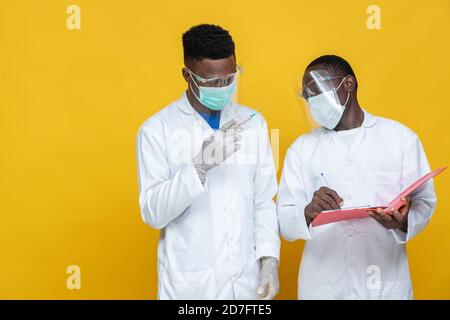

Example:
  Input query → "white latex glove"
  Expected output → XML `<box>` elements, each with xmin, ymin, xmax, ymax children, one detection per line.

<box><xmin>257</xmin><ymin>257</ymin><xmax>279</xmax><ymax>300</ymax></box>
<box><xmin>194</xmin><ymin>119</ymin><xmax>242</xmax><ymax>183</ymax></box>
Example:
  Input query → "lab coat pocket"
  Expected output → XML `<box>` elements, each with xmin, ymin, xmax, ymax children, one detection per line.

<box><xmin>234</xmin><ymin>258</ymin><xmax>260</xmax><ymax>300</ymax></box>
<box><xmin>367</xmin><ymin>171</ymin><xmax>402</xmax><ymax>205</ymax></box>
<box><xmin>369</xmin><ymin>280</ymin><xmax>413</xmax><ymax>300</ymax></box>
<box><xmin>299</xmin><ymin>284</ymin><xmax>335</xmax><ymax>300</ymax></box>
<box><xmin>160</xmin><ymin>267</ymin><xmax>215</xmax><ymax>300</ymax></box>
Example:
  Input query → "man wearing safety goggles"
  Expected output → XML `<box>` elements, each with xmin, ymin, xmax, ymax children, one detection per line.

<box><xmin>277</xmin><ymin>55</ymin><xmax>436</xmax><ymax>299</ymax></box>
<box><xmin>137</xmin><ymin>24</ymin><xmax>280</xmax><ymax>300</ymax></box>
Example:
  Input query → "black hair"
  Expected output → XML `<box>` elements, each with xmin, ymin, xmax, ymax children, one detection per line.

<box><xmin>182</xmin><ymin>24</ymin><xmax>235</xmax><ymax>62</ymax></box>
<box><xmin>307</xmin><ymin>55</ymin><xmax>358</xmax><ymax>89</ymax></box>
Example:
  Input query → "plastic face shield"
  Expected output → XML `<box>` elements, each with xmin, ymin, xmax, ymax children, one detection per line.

<box><xmin>295</xmin><ymin>69</ymin><xmax>345</xmax><ymax>129</ymax></box>
<box><xmin>300</xmin><ymin>69</ymin><xmax>344</xmax><ymax>100</ymax></box>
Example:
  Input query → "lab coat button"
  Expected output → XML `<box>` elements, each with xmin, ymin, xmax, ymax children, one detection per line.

<box><xmin>346</xmin><ymin>159</ymin><xmax>353</xmax><ymax>167</ymax></box>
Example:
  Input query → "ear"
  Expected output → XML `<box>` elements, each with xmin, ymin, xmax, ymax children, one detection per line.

<box><xmin>343</xmin><ymin>75</ymin><xmax>356</xmax><ymax>92</ymax></box>
<box><xmin>181</xmin><ymin>67</ymin><xmax>191</xmax><ymax>83</ymax></box>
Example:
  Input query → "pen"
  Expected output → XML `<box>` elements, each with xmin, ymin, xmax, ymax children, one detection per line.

<box><xmin>230</xmin><ymin>113</ymin><xmax>256</xmax><ymax>129</ymax></box>
<box><xmin>320</xmin><ymin>172</ymin><xmax>345</xmax><ymax>208</ymax></box>
<box><xmin>320</xmin><ymin>172</ymin><xmax>329</xmax><ymax>187</ymax></box>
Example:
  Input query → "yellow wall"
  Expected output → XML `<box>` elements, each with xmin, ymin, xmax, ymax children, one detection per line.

<box><xmin>0</xmin><ymin>0</ymin><xmax>449</xmax><ymax>299</ymax></box>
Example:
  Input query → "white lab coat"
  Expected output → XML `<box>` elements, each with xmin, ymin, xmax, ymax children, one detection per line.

<box><xmin>277</xmin><ymin>110</ymin><xmax>436</xmax><ymax>300</ymax></box>
<box><xmin>137</xmin><ymin>92</ymin><xmax>280</xmax><ymax>300</ymax></box>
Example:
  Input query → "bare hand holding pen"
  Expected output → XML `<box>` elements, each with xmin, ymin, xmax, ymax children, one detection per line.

<box><xmin>304</xmin><ymin>186</ymin><xmax>344</xmax><ymax>225</ymax></box>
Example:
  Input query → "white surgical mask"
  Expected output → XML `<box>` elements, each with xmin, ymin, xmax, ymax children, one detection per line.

<box><xmin>307</xmin><ymin>77</ymin><xmax>350</xmax><ymax>130</ymax></box>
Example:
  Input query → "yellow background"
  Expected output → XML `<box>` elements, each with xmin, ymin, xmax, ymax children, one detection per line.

<box><xmin>0</xmin><ymin>0</ymin><xmax>449</xmax><ymax>299</ymax></box>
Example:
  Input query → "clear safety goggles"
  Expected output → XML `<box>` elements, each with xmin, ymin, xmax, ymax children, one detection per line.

<box><xmin>298</xmin><ymin>69</ymin><xmax>346</xmax><ymax>100</ymax></box>
<box><xmin>186</xmin><ymin>65</ymin><xmax>243</xmax><ymax>88</ymax></box>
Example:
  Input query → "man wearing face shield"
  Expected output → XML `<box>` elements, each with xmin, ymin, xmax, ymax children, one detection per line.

<box><xmin>136</xmin><ymin>24</ymin><xmax>280</xmax><ymax>299</ymax></box>
<box><xmin>277</xmin><ymin>55</ymin><xmax>436</xmax><ymax>299</ymax></box>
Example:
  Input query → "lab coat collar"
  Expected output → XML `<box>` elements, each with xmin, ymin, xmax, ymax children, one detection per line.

<box><xmin>362</xmin><ymin>109</ymin><xmax>377</xmax><ymax>128</ymax></box>
<box><xmin>324</xmin><ymin>108</ymin><xmax>377</xmax><ymax>157</ymax></box>
<box><xmin>176</xmin><ymin>91</ymin><xmax>196</xmax><ymax>115</ymax></box>
<box><xmin>321</xmin><ymin>108</ymin><xmax>377</xmax><ymax>134</ymax></box>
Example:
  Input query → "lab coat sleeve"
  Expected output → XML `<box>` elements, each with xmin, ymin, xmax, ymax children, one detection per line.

<box><xmin>277</xmin><ymin>144</ymin><xmax>313</xmax><ymax>241</ymax></box>
<box><xmin>391</xmin><ymin>133</ymin><xmax>437</xmax><ymax>243</ymax></box>
<box><xmin>253</xmin><ymin>119</ymin><xmax>280</xmax><ymax>261</ymax></box>
<box><xmin>136</xmin><ymin>123</ymin><xmax>206</xmax><ymax>230</ymax></box>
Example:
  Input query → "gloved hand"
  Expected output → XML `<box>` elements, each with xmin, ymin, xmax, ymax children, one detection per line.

<box><xmin>257</xmin><ymin>257</ymin><xmax>279</xmax><ymax>300</ymax></box>
<box><xmin>194</xmin><ymin>119</ymin><xmax>242</xmax><ymax>183</ymax></box>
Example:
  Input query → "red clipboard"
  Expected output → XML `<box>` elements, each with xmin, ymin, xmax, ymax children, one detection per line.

<box><xmin>311</xmin><ymin>167</ymin><xmax>446</xmax><ymax>227</ymax></box>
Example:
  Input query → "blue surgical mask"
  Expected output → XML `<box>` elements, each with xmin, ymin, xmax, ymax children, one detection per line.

<box><xmin>189</xmin><ymin>74</ymin><xmax>237</xmax><ymax>111</ymax></box>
